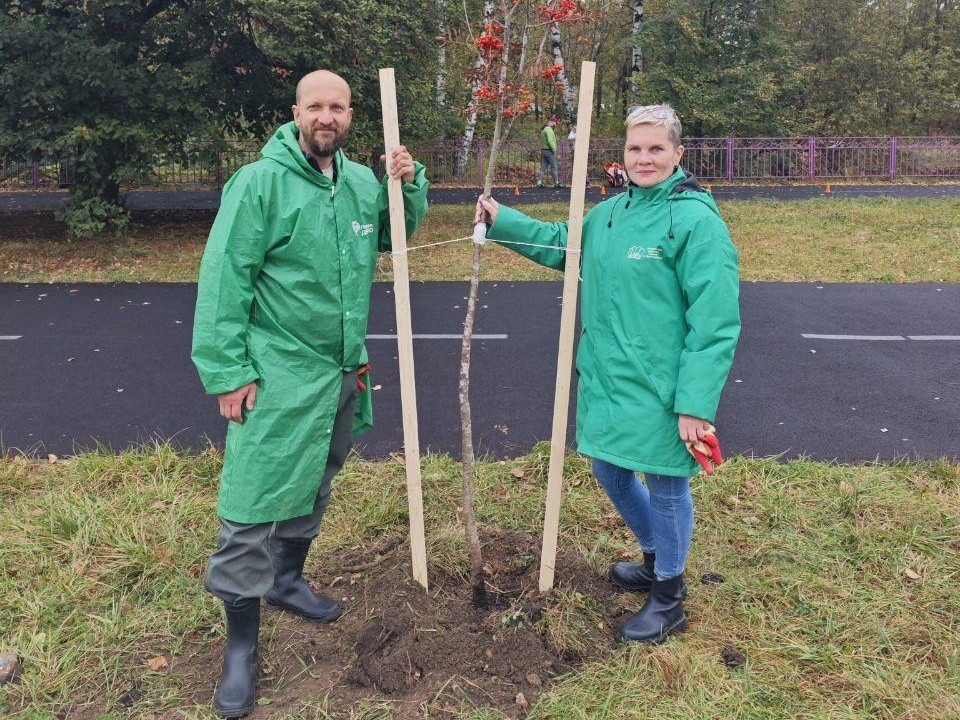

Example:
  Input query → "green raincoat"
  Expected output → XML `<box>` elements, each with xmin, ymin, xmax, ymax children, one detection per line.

<box><xmin>489</xmin><ymin>166</ymin><xmax>740</xmax><ymax>476</ymax></box>
<box><xmin>192</xmin><ymin>121</ymin><xmax>429</xmax><ymax>523</ymax></box>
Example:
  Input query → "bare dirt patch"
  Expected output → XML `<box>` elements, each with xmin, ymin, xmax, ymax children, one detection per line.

<box><xmin>171</xmin><ymin>528</ymin><xmax>626</xmax><ymax>718</ymax></box>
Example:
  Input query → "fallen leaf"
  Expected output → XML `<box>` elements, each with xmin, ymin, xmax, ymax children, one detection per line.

<box><xmin>146</xmin><ymin>656</ymin><xmax>168</xmax><ymax>671</ymax></box>
<box><xmin>515</xmin><ymin>692</ymin><xmax>529</xmax><ymax>711</ymax></box>
<box><xmin>47</xmin><ymin>454</ymin><xmax>57</xmax><ymax>464</ymax></box>
<box><xmin>721</xmin><ymin>645</ymin><xmax>747</xmax><ymax>669</ymax></box>
<box><xmin>510</xmin><ymin>468</ymin><xmax>525</xmax><ymax>478</ymax></box>
<box><xmin>904</xmin><ymin>568</ymin><xmax>921</xmax><ymax>581</ymax></box>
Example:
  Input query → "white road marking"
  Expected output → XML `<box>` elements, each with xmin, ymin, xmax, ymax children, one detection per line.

<box><xmin>802</xmin><ymin>334</ymin><xmax>905</xmax><ymax>341</ymax></box>
<box><xmin>803</xmin><ymin>334</ymin><xmax>960</xmax><ymax>341</ymax></box>
<box><xmin>0</xmin><ymin>335</ymin><xmax>22</xmax><ymax>340</ymax></box>
<box><xmin>367</xmin><ymin>334</ymin><xmax>508</xmax><ymax>340</ymax></box>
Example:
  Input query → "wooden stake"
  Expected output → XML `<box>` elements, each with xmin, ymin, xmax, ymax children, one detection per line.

<box><xmin>379</xmin><ymin>68</ymin><xmax>428</xmax><ymax>591</ymax></box>
<box><xmin>538</xmin><ymin>61</ymin><xmax>596</xmax><ymax>593</ymax></box>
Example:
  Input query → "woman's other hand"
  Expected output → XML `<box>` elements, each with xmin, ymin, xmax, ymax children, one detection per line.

<box><xmin>678</xmin><ymin>414</ymin><xmax>712</xmax><ymax>444</ymax></box>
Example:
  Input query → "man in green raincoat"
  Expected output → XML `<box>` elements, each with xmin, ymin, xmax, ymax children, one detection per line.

<box><xmin>191</xmin><ymin>69</ymin><xmax>428</xmax><ymax>717</ymax></box>
<box><xmin>476</xmin><ymin>104</ymin><xmax>740</xmax><ymax>646</ymax></box>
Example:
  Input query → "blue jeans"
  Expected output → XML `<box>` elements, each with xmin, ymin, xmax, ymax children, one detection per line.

<box><xmin>591</xmin><ymin>457</ymin><xmax>693</xmax><ymax>580</ymax></box>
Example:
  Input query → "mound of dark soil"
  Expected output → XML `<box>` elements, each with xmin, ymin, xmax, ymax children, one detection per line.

<box><xmin>174</xmin><ymin>528</ymin><xmax>629</xmax><ymax>719</ymax></box>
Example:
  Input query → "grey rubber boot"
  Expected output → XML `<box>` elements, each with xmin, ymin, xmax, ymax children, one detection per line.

<box><xmin>264</xmin><ymin>538</ymin><xmax>342</xmax><ymax>622</ymax></box>
<box><xmin>214</xmin><ymin>599</ymin><xmax>259</xmax><ymax>718</ymax></box>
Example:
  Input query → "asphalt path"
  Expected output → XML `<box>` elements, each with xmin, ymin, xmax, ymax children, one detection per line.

<box><xmin>3</xmin><ymin>182</ymin><xmax>960</xmax><ymax>216</ymax></box>
<box><xmin>2</xmin><ymin>282</ymin><xmax>957</xmax><ymax>462</ymax></box>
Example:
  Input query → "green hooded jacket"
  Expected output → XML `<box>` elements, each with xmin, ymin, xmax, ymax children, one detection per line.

<box><xmin>192</xmin><ymin>121</ymin><xmax>429</xmax><ymax>522</ymax></box>
<box><xmin>540</xmin><ymin>124</ymin><xmax>558</xmax><ymax>151</ymax></box>
<box><xmin>488</xmin><ymin>166</ymin><xmax>740</xmax><ymax>476</ymax></box>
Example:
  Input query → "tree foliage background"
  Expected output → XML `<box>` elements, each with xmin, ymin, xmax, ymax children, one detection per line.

<box><xmin>1</xmin><ymin>0</ymin><xmax>958</xmax><ymax>234</ymax></box>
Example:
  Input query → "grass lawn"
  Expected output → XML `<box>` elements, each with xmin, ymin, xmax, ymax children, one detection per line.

<box><xmin>1</xmin><ymin>447</ymin><xmax>959</xmax><ymax>719</ymax></box>
<box><xmin>1</xmin><ymin>196</ymin><xmax>958</xmax><ymax>717</ymax></box>
<box><xmin>1</xmin><ymin>197</ymin><xmax>959</xmax><ymax>283</ymax></box>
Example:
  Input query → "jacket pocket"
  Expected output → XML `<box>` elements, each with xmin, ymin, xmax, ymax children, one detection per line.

<box><xmin>628</xmin><ymin>337</ymin><xmax>674</xmax><ymax>408</ymax></box>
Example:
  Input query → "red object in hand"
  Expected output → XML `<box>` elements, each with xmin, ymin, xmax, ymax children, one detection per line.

<box><xmin>357</xmin><ymin>364</ymin><xmax>371</xmax><ymax>392</ymax></box>
<box><xmin>686</xmin><ymin>428</ymin><xmax>723</xmax><ymax>475</ymax></box>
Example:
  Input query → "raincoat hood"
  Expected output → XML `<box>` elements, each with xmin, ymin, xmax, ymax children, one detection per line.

<box><xmin>261</xmin><ymin>121</ymin><xmax>347</xmax><ymax>187</ymax></box>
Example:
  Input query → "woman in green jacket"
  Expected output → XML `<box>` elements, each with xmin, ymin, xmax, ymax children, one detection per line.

<box><xmin>475</xmin><ymin>105</ymin><xmax>740</xmax><ymax>644</ymax></box>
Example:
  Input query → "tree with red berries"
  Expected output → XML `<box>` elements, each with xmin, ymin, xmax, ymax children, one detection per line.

<box><xmin>454</xmin><ymin>0</ymin><xmax>587</xmax><ymax>604</ymax></box>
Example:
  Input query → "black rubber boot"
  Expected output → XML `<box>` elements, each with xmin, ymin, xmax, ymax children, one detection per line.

<box><xmin>617</xmin><ymin>573</ymin><xmax>688</xmax><ymax>644</ymax></box>
<box><xmin>610</xmin><ymin>553</ymin><xmax>688</xmax><ymax>598</ymax></box>
<box><xmin>214</xmin><ymin>599</ymin><xmax>259</xmax><ymax>718</ymax></box>
<box><xmin>264</xmin><ymin>538</ymin><xmax>342</xmax><ymax>622</ymax></box>
<box><xmin>609</xmin><ymin>552</ymin><xmax>656</xmax><ymax>592</ymax></box>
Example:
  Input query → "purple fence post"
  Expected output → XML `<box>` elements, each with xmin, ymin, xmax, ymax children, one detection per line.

<box><xmin>808</xmin><ymin>138</ymin><xmax>816</xmax><ymax>180</ymax></box>
<box><xmin>31</xmin><ymin>161</ymin><xmax>40</xmax><ymax>189</ymax></box>
<box><xmin>889</xmin><ymin>137</ymin><xmax>898</xmax><ymax>181</ymax></box>
<box><xmin>725</xmin><ymin>138</ymin><xmax>734</xmax><ymax>181</ymax></box>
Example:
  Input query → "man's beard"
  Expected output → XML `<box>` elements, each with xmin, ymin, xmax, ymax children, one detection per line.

<box><xmin>303</xmin><ymin>125</ymin><xmax>349</xmax><ymax>158</ymax></box>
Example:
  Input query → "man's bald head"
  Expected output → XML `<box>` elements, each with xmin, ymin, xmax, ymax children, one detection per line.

<box><xmin>292</xmin><ymin>70</ymin><xmax>354</xmax><ymax>165</ymax></box>
<box><xmin>295</xmin><ymin>70</ymin><xmax>351</xmax><ymax>105</ymax></box>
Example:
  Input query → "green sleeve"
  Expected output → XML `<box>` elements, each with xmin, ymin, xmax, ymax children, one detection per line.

<box><xmin>672</xmin><ymin>215</ymin><xmax>741</xmax><ymax>422</ymax></box>
<box><xmin>487</xmin><ymin>204</ymin><xmax>568</xmax><ymax>271</ymax></box>
<box><xmin>377</xmin><ymin>161</ymin><xmax>429</xmax><ymax>252</ymax></box>
<box><xmin>191</xmin><ymin>169</ymin><xmax>268</xmax><ymax>395</ymax></box>
<box><xmin>547</xmin><ymin>127</ymin><xmax>558</xmax><ymax>151</ymax></box>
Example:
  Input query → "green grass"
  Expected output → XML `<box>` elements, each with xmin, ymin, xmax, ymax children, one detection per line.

<box><xmin>2</xmin><ymin>197</ymin><xmax>959</xmax><ymax>283</ymax></box>
<box><xmin>2</xmin><ymin>446</ymin><xmax>958</xmax><ymax>718</ymax></box>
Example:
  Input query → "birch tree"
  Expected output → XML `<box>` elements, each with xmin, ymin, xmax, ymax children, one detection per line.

<box><xmin>629</xmin><ymin>0</ymin><xmax>644</xmax><ymax>97</ymax></box>
<box><xmin>542</xmin><ymin>0</ymin><xmax>582</xmax><ymax>122</ymax></box>
<box><xmin>455</xmin><ymin>0</ymin><xmax>497</xmax><ymax>178</ymax></box>
<box><xmin>436</xmin><ymin>0</ymin><xmax>448</xmax><ymax>107</ymax></box>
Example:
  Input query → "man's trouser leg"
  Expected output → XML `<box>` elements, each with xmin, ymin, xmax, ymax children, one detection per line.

<box><xmin>204</xmin><ymin>372</ymin><xmax>358</xmax><ymax>715</ymax></box>
<box><xmin>204</xmin><ymin>370</ymin><xmax>359</xmax><ymax>604</ymax></box>
<box><xmin>265</xmin><ymin>371</ymin><xmax>357</xmax><ymax>620</ymax></box>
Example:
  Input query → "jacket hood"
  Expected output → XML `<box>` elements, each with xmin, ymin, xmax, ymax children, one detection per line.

<box><xmin>261</xmin><ymin>121</ymin><xmax>344</xmax><ymax>187</ymax></box>
<box><xmin>667</xmin><ymin>167</ymin><xmax>723</xmax><ymax>219</ymax></box>
<box><xmin>604</xmin><ymin>166</ymin><xmax>720</xmax><ymax>231</ymax></box>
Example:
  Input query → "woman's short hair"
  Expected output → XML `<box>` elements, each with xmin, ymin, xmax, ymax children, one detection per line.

<box><xmin>625</xmin><ymin>104</ymin><xmax>682</xmax><ymax>146</ymax></box>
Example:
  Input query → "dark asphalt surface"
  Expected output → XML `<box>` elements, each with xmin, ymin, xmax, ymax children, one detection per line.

<box><xmin>3</xmin><ymin>182</ymin><xmax>960</xmax><ymax>216</ymax></box>
<box><xmin>2</xmin><ymin>282</ymin><xmax>957</xmax><ymax>462</ymax></box>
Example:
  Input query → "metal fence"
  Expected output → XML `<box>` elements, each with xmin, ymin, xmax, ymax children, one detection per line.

<box><xmin>3</xmin><ymin>136</ymin><xmax>959</xmax><ymax>190</ymax></box>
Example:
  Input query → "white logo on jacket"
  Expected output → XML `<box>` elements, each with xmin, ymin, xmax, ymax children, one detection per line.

<box><xmin>351</xmin><ymin>220</ymin><xmax>374</xmax><ymax>237</ymax></box>
<box><xmin>627</xmin><ymin>246</ymin><xmax>663</xmax><ymax>260</ymax></box>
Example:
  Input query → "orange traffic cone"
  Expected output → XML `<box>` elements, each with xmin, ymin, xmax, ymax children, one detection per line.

<box><xmin>601</xmin><ymin>185</ymin><xmax>607</xmax><ymax>196</ymax></box>
<box><xmin>825</xmin><ymin>183</ymin><xmax>832</xmax><ymax>194</ymax></box>
<box><xmin>514</xmin><ymin>185</ymin><xmax>520</xmax><ymax>196</ymax></box>
<box><xmin>706</xmin><ymin>184</ymin><xmax>713</xmax><ymax>192</ymax></box>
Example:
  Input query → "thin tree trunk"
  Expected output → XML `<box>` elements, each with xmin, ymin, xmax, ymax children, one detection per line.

<box><xmin>437</xmin><ymin>0</ymin><xmax>448</xmax><ymax>107</ymax></box>
<box><xmin>548</xmin><ymin>19</ymin><xmax>576</xmax><ymax>121</ymax></box>
<box><xmin>455</xmin><ymin>0</ymin><xmax>497</xmax><ymax>178</ymax></box>
<box><xmin>629</xmin><ymin>0</ymin><xmax>644</xmax><ymax>97</ymax></box>
<box><xmin>460</xmin><ymin>1</ymin><xmax>515</xmax><ymax>606</ymax></box>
